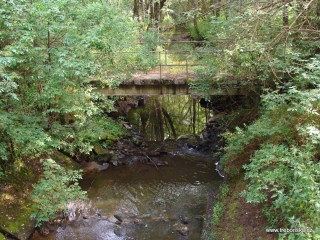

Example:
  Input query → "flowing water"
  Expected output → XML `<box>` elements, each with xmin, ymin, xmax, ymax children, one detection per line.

<box><xmin>32</xmin><ymin>145</ymin><xmax>221</xmax><ymax>240</ymax></box>
<box><xmin>32</xmin><ymin>96</ymin><xmax>221</xmax><ymax>240</ymax></box>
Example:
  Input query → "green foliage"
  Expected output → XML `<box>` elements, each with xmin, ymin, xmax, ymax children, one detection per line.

<box><xmin>0</xmin><ymin>0</ymin><xmax>152</xmax><ymax>174</ymax></box>
<box><xmin>30</xmin><ymin>159</ymin><xmax>87</xmax><ymax>226</ymax></box>
<box><xmin>192</xmin><ymin>2</ymin><xmax>320</xmax><ymax>87</ymax></box>
<box><xmin>188</xmin><ymin>79</ymin><xmax>213</xmax><ymax>98</ymax></box>
<box><xmin>209</xmin><ymin>183</ymin><xmax>229</xmax><ymax>239</ymax></box>
<box><xmin>215</xmin><ymin>4</ymin><xmax>320</xmax><ymax>235</ymax></box>
<box><xmin>219</xmin><ymin>184</ymin><xmax>229</xmax><ymax>199</ymax></box>
<box><xmin>221</xmin><ymin>70</ymin><xmax>320</xmax><ymax>238</ymax></box>
<box><xmin>212</xmin><ymin>184</ymin><xmax>229</xmax><ymax>226</ymax></box>
<box><xmin>68</xmin><ymin>117</ymin><xmax>126</xmax><ymax>154</ymax></box>
<box><xmin>188</xmin><ymin>18</ymin><xmax>211</xmax><ymax>41</ymax></box>
<box><xmin>211</xmin><ymin>201</ymin><xmax>223</xmax><ymax>226</ymax></box>
<box><xmin>162</xmin><ymin>15</ymin><xmax>175</xmax><ymax>31</ymax></box>
<box><xmin>243</xmin><ymin>144</ymin><xmax>319</xmax><ymax>227</ymax></box>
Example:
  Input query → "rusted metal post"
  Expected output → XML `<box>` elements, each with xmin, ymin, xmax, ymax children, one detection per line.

<box><xmin>186</xmin><ymin>58</ymin><xmax>189</xmax><ymax>79</ymax></box>
<box><xmin>165</xmin><ymin>50</ymin><xmax>167</xmax><ymax>65</ymax></box>
<box><xmin>159</xmin><ymin>51</ymin><xmax>162</xmax><ymax>81</ymax></box>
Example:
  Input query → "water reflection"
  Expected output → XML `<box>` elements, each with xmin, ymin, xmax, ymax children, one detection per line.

<box><xmin>81</xmin><ymin>152</ymin><xmax>219</xmax><ymax>240</ymax></box>
<box><xmin>33</xmin><ymin>148</ymin><xmax>221</xmax><ymax>240</ymax></box>
<box><xmin>128</xmin><ymin>96</ymin><xmax>209</xmax><ymax>141</ymax></box>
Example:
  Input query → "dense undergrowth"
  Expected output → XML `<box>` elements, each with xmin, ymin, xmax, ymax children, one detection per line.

<box><xmin>184</xmin><ymin>1</ymin><xmax>320</xmax><ymax>239</ymax></box>
<box><xmin>222</xmin><ymin>85</ymin><xmax>320</xmax><ymax>239</ymax></box>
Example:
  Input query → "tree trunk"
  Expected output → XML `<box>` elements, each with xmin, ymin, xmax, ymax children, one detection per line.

<box><xmin>283</xmin><ymin>0</ymin><xmax>289</xmax><ymax>26</ymax></box>
<box><xmin>159</xmin><ymin>0</ymin><xmax>167</xmax><ymax>9</ymax></box>
<box><xmin>162</xmin><ymin>107</ymin><xmax>177</xmax><ymax>139</ymax></box>
<box><xmin>317</xmin><ymin>0</ymin><xmax>320</xmax><ymax>28</ymax></box>
<box><xmin>155</xmin><ymin>99</ymin><xmax>164</xmax><ymax>141</ymax></box>
<box><xmin>210</xmin><ymin>0</ymin><xmax>221</xmax><ymax>17</ymax></box>
<box><xmin>201</xmin><ymin>0</ymin><xmax>207</xmax><ymax>14</ymax></box>
<box><xmin>193</xmin><ymin>0</ymin><xmax>201</xmax><ymax>40</ymax></box>
<box><xmin>154</xmin><ymin>1</ymin><xmax>160</xmax><ymax>28</ymax></box>
<box><xmin>150</xmin><ymin>0</ymin><xmax>154</xmax><ymax>25</ymax></box>
<box><xmin>192</xmin><ymin>98</ymin><xmax>196</xmax><ymax>135</ymax></box>
<box><xmin>133</xmin><ymin>0</ymin><xmax>139</xmax><ymax>18</ymax></box>
<box><xmin>147</xmin><ymin>0</ymin><xmax>167</xmax><ymax>28</ymax></box>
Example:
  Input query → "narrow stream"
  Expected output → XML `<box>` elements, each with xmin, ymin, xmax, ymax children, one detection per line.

<box><xmin>32</xmin><ymin>96</ymin><xmax>221</xmax><ymax>240</ymax></box>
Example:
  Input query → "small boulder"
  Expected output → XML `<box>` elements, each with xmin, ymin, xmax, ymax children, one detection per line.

<box><xmin>93</xmin><ymin>145</ymin><xmax>109</xmax><ymax>156</ymax></box>
<box><xmin>82</xmin><ymin>161</ymin><xmax>108</xmax><ymax>173</ymax></box>
<box><xmin>113</xmin><ymin>226</ymin><xmax>123</xmax><ymax>237</ymax></box>
<box><xmin>114</xmin><ymin>214</ymin><xmax>124</xmax><ymax>223</ymax></box>
<box><xmin>133</xmin><ymin>218</ymin><xmax>144</xmax><ymax>225</ymax></box>
<box><xmin>173</xmin><ymin>222</ymin><xmax>189</xmax><ymax>236</ymax></box>
<box><xmin>101</xmin><ymin>163</ymin><xmax>109</xmax><ymax>171</ymax></box>
<box><xmin>107</xmin><ymin>216</ymin><xmax>121</xmax><ymax>225</ymax></box>
<box><xmin>111</xmin><ymin>160</ymin><xmax>118</xmax><ymax>166</ymax></box>
<box><xmin>180</xmin><ymin>216</ymin><xmax>189</xmax><ymax>225</ymax></box>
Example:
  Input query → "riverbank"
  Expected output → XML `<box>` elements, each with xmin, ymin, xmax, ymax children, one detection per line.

<box><xmin>206</xmin><ymin>175</ymin><xmax>277</xmax><ymax>240</ymax></box>
<box><xmin>0</xmin><ymin>160</ymin><xmax>40</xmax><ymax>240</ymax></box>
<box><xmin>0</xmin><ymin>151</ymin><xmax>83</xmax><ymax>240</ymax></box>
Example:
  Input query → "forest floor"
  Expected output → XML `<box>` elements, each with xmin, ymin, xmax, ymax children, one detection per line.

<box><xmin>214</xmin><ymin>176</ymin><xmax>277</xmax><ymax>240</ymax></box>
<box><xmin>0</xmin><ymin>160</ymin><xmax>41</xmax><ymax>240</ymax></box>
<box><xmin>0</xmin><ymin>152</ymin><xmax>79</xmax><ymax>240</ymax></box>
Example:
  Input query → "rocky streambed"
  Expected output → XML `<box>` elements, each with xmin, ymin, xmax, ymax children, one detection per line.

<box><xmin>31</xmin><ymin>138</ymin><xmax>222</xmax><ymax>240</ymax></box>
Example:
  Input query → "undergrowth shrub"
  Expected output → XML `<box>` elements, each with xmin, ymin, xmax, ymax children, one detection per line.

<box><xmin>188</xmin><ymin>18</ymin><xmax>211</xmax><ymax>40</ymax></box>
<box><xmin>30</xmin><ymin>159</ymin><xmax>87</xmax><ymax>226</ymax></box>
<box><xmin>221</xmin><ymin>85</ymin><xmax>320</xmax><ymax>239</ymax></box>
<box><xmin>209</xmin><ymin>184</ymin><xmax>230</xmax><ymax>239</ymax></box>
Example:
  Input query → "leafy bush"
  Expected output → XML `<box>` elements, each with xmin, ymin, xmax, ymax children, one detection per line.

<box><xmin>209</xmin><ymin>184</ymin><xmax>229</xmax><ymax>239</ymax></box>
<box><xmin>219</xmin><ymin>184</ymin><xmax>229</xmax><ymax>199</ymax></box>
<box><xmin>162</xmin><ymin>15</ymin><xmax>175</xmax><ymax>31</ymax></box>
<box><xmin>221</xmin><ymin>85</ymin><xmax>320</xmax><ymax>238</ymax></box>
<box><xmin>244</xmin><ymin>144</ymin><xmax>319</xmax><ymax>230</ymax></box>
<box><xmin>188</xmin><ymin>18</ymin><xmax>211</xmax><ymax>41</ymax></box>
<box><xmin>30</xmin><ymin>159</ymin><xmax>87</xmax><ymax>226</ymax></box>
<box><xmin>212</xmin><ymin>184</ymin><xmax>229</xmax><ymax>226</ymax></box>
<box><xmin>212</xmin><ymin>201</ymin><xmax>223</xmax><ymax>226</ymax></box>
<box><xmin>0</xmin><ymin>0</ymin><xmax>154</xmax><ymax>174</ymax></box>
<box><xmin>69</xmin><ymin>117</ymin><xmax>126</xmax><ymax>154</ymax></box>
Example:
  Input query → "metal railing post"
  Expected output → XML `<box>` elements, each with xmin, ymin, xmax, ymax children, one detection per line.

<box><xmin>165</xmin><ymin>50</ymin><xmax>167</xmax><ymax>65</ymax></box>
<box><xmin>159</xmin><ymin>51</ymin><xmax>162</xmax><ymax>81</ymax></box>
<box><xmin>186</xmin><ymin>58</ymin><xmax>189</xmax><ymax>79</ymax></box>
